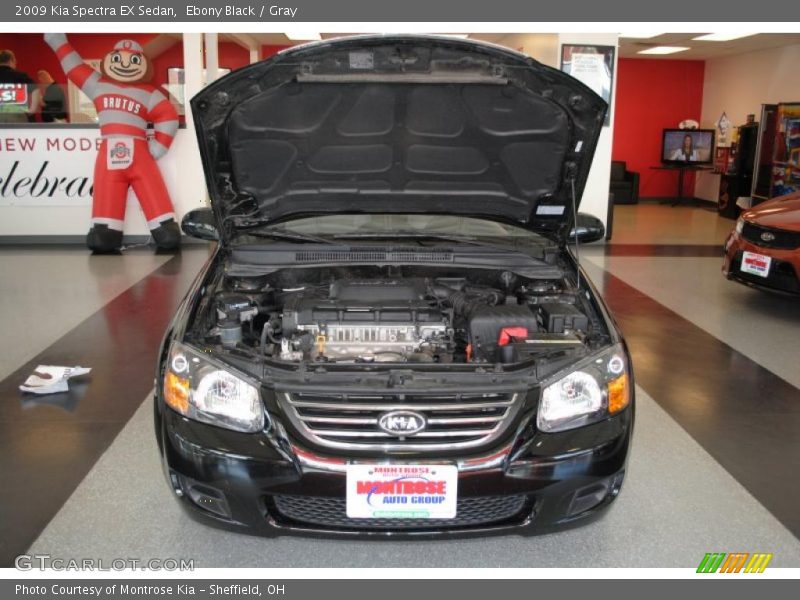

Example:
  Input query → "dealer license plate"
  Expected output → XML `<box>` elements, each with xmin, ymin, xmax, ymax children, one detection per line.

<box><xmin>740</xmin><ymin>251</ymin><xmax>772</xmax><ymax>278</ymax></box>
<box><xmin>345</xmin><ymin>464</ymin><xmax>458</xmax><ymax>519</ymax></box>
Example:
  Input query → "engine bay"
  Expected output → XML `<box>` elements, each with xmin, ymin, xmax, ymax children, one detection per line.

<box><xmin>199</xmin><ymin>265</ymin><xmax>604</xmax><ymax>366</ymax></box>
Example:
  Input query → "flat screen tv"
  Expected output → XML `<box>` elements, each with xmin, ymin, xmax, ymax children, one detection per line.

<box><xmin>661</xmin><ymin>128</ymin><xmax>715</xmax><ymax>165</ymax></box>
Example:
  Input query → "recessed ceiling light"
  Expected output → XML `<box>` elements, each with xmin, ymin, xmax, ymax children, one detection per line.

<box><xmin>285</xmin><ymin>33</ymin><xmax>322</xmax><ymax>41</ymax></box>
<box><xmin>692</xmin><ymin>33</ymin><xmax>757</xmax><ymax>42</ymax></box>
<box><xmin>637</xmin><ymin>46</ymin><xmax>691</xmax><ymax>55</ymax></box>
<box><xmin>618</xmin><ymin>33</ymin><xmax>665</xmax><ymax>39</ymax></box>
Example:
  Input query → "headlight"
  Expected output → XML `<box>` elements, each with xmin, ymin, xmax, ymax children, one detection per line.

<box><xmin>735</xmin><ymin>218</ymin><xmax>745</xmax><ymax>235</ymax></box>
<box><xmin>537</xmin><ymin>344</ymin><xmax>630</xmax><ymax>433</ymax></box>
<box><xmin>163</xmin><ymin>341</ymin><xmax>265</xmax><ymax>433</ymax></box>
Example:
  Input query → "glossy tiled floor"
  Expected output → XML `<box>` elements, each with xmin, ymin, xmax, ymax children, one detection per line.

<box><xmin>583</xmin><ymin>253</ymin><xmax>800</xmax><ymax>389</ymax></box>
<box><xmin>610</xmin><ymin>202</ymin><xmax>734</xmax><ymax>246</ymax></box>
<box><xmin>3</xmin><ymin>203</ymin><xmax>800</xmax><ymax>567</ymax></box>
<box><xmin>0</xmin><ymin>249</ymin><xmax>172</xmax><ymax>381</ymax></box>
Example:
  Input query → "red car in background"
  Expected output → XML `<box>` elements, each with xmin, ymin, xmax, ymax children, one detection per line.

<box><xmin>724</xmin><ymin>192</ymin><xmax>800</xmax><ymax>294</ymax></box>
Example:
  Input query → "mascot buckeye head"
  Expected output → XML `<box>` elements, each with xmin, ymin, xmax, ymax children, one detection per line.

<box><xmin>101</xmin><ymin>39</ymin><xmax>153</xmax><ymax>83</ymax></box>
<box><xmin>45</xmin><ymin>33</ymin><xmax>180</xmax><ymax>253</ymax></box>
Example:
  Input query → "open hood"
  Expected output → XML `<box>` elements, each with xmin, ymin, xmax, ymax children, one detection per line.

<box><xmin>191</xmin><ymin>35</ymin><xmax>607</xmax><ymax>242</ymax></box>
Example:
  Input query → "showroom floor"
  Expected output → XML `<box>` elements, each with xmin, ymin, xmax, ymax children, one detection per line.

<box><xmin>3</xmin><ymin>203</ymin><xmax>800</xmax><ymax>568</ymax></box>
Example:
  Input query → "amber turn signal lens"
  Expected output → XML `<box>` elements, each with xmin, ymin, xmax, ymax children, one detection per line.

<box><xmin>607</xmin><ymin>374</ymin><xmax>630</xmax><ymax>414</ymax></box>
<box><xmin>164</xmin><ymin>371</ymin><xmax>190</xmax><ymax>414</ymax></box>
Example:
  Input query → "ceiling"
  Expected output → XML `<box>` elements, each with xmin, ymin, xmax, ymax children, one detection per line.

<box><xmin>219</xmin><ymin>32</ymin><xmax>501</xmax><ymax>46</ymax></box>
<box><xmin>216</xmin><ymin>32</ymin><xmax>800</xmax><ymax>62</ymax></box>
<box><xmin>618</xmin><ymin>33</ymin><xmax>800</xmax><ymax>60</ymax></box>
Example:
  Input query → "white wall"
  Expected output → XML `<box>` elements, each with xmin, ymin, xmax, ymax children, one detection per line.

<box><xmin>696</xmin><ymin>43</ymin><xmax>800</xmax><ymax>202</ymax></box>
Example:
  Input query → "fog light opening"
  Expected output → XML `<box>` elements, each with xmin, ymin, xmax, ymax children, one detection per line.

<box><xmin>187</xmin><ymin>484</ymin><xmax>232</xmax><ymax>519</ymax></box>
<box><xmin>609</xmin><ymin>470</ymin><xmax>626</xmax><ymax>498</ymax></box>
<box><xmin>567</xmin><ymin>481</ymin><xmax>610</xmax><ymax>517</ymax></box>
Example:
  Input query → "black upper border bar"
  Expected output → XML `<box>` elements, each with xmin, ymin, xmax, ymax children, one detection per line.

<box><xmin>2</xmin><ymin>0</ymin><xmax>798</xmax><ymax>23</ymax></box>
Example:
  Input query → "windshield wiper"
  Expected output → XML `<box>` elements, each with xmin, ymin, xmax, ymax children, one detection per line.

<box><xmin>241</xmin><ymin>230</ymin><xmax>337</xmax><ymax>245</ymax></box>
<box><xmin>332</xmin><ymin>232</ymin><xmax>520</xmax><ymax>249</ymax></box>
<box><xmin>226</xmin><ymin>215</ymin><xmax>336</xmax><ymax>245</ymax></box>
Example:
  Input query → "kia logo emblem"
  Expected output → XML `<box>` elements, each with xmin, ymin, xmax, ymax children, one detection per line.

<box><xmin>760</xmin><ymin>231</ymin><xmax>776</xmax><ymax>242</ymax></box>
<box><xmin>377</xmin><ymin>410</ymin><xmax>426</xmax><ymax>436</ymax></box>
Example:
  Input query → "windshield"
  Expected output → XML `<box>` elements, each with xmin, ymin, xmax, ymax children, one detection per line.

<box><xmin>252</xmin><ymin>214</ymin><xmax>552</xmax><ymax>245</ymax></box>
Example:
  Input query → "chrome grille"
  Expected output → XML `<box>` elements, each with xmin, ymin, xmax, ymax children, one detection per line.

<box><xmin>278</xmin><ymin>390</ymin><xmax>523</xmax><ymax>452</ymax></box>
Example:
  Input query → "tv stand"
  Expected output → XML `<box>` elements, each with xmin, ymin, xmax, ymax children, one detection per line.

<box><xmin>650</xmin><ymin>164</ymin><xmax>713</xmax><ymax>207</ymax></box>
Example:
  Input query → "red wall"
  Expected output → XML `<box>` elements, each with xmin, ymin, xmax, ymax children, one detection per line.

<box><xmin>612</xmin><ymin>58</ymin><xmax>706</xmax><ymax>198</ymax></box>
<box><xmin>261</xmin><ymin>45</ymin><xmax>290</xmax><ymax>60</ymax></box>
<box><xmin>0</xmin><ymin>34</ymin><xmax>289</xmax><ymax>88</ymax></box>
<box><xmin>217</xmin><ymin>42</ymin><xmax>250</xmax><ymax>71</ymax></box>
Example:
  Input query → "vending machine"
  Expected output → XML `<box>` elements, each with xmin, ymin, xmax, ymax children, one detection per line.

<box><xmin>769</xmin><ymin>102</ymin><xmax>800</xmax><ymax>198</ymax></box>
<box><xmin>751</xmin><ymin>102</ymin><xmax>800</xmax><ymax>204</ymax></box>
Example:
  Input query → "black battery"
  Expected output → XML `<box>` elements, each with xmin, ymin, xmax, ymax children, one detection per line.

<box><xmin>468</xmin><ymin>304</ymin><xmax>538</xmax><ymax>357</ymax></box>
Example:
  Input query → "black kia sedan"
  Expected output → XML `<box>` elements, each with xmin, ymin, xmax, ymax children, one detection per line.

<box><xmin>154</xmin><ymin>35</ymin><xmax>634</xmax><ymax>537</ymax></box>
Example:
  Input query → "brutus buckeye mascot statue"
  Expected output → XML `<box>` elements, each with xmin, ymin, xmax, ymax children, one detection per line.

<box><xmin>45</xmin><ymin>33</ymin><xmax>180</xmax><ymax>252</ymax></box>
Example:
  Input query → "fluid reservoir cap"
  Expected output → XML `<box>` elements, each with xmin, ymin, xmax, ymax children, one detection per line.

<box><xmin>216</xmin><ymin>292</ymin><xmax>257</xmax><ymax>324</ymax></box>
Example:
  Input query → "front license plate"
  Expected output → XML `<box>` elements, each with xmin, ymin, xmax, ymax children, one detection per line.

<box><xmin>740</xmin><ymin>251</ymin><xmax>772</xmax><ymax>278</ymax></box>
<box><xmin>346</xmin><ymin>464</ymin><xmax>458</xmax><ymax>519</ymax></box>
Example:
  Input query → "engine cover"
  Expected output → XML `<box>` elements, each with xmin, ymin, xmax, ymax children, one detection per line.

<box><xmin>280</xmin><ymin>279</ymin><xmax>449</xmax><ymax>362</ymax></box>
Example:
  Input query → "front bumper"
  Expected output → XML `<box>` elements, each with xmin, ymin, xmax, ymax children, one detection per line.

<box><xmin>155</xmin><ymin>391</ymin><xmax>633</xmax><ymax>538</ymax></box>
<box><xmin>723</xmin><ymin>232</ymin><xmax>800</xmax><ymax>295</ymax></box>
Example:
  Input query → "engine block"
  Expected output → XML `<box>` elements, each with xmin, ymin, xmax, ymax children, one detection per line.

<box><xmin>280</xmin><ymin>279</ymin><xmax>449</xmax><ymax>362</ymax></box>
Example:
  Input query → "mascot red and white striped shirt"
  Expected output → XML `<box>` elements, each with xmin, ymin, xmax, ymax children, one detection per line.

<box><xmin>51</xmin><ymin>38</ymin><xmax>178</xmax><ymax>158</ymax></box>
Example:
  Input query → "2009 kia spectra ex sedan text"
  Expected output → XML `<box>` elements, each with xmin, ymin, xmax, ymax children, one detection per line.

<box><xmin>154</xmin><ymin>36</ymin><xmax>634</xmax><ymax>537</ymax></box>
